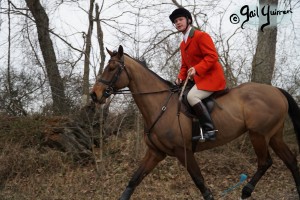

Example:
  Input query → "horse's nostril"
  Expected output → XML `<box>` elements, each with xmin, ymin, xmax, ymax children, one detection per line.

<box><xmin>90</xmin><ymin>92</ymin><xmax>97</xmax><ymax>101</ymax></box>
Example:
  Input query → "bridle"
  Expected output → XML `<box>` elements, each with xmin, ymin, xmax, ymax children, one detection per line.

<box><xmin>94</xmin><ymin>51</ymin><xmax>188</xmax><ymax>167</ymax></box>
<box><xmin>97</xmin><ymin>56</ymin><xmax>131</xmax><ymax>99</ymax></box>
<box><xmin>97</xmin><ymin>56</ymin><xmax>179</xmax><ymax>97</ymax></box>
<box><xmin>95</xmin><ymin>55</ymin><xmax>182</xmax><ymax>151</ymax></box>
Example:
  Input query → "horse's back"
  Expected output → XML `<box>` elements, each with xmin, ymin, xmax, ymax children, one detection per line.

<box><xmin>219</xmin><ymin>82</ymin><xmax>288</xmax><ymax>134</ymax></box>
<box><xmin>233</xmin><ymin>82</ymin><xmax>287</xmax><ymax>111</ymax></box>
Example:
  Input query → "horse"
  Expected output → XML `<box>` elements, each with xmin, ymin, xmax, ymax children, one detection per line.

<box><xmin>90</xmin><ymin>45</ymin><xmax>300</xmax><ymax>200</ymax></box>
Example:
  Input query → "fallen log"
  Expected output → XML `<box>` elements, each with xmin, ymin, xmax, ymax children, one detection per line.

<box><xmin>41</xmin><ymin>103</ymin><xmax>100</xmax><ymax>163</ymax></box>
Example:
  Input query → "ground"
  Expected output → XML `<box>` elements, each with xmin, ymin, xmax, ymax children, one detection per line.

<box><xmin>0</xmin><ymin>128</ymin><xmax>299</xmax><ymax>200</ymax></box>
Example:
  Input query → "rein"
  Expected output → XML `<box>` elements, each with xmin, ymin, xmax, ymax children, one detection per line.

<box><xmin>177</xmin><ymin>77</ymin><xmax>190</xmax><ymax>169</ymax></box>
<box><xmin>114</xmin><ymin>88</ymin><xmax>174</xmax><ymax>95</ymax></box>
<box><xmin>97</xmin><ymin>56</ymin><xmax>184</xmax><ymax>150</ymax></box>
<box><xmin>98</xmin><ymin>57</ymin><xmax>178</xmax><ymax>96</ymax></box>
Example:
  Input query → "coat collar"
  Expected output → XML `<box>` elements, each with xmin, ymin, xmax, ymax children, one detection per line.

<box><xmin>188</xmin><ymin>26</ymin><xmax>196</xmax><ymax>38</ymax></box>
<box><xmin>182</xmin><ymin>27</ymin><xmax>196</xmax><ymax>49</ymax></box>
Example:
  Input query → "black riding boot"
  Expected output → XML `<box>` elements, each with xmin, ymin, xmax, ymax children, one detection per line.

<box><xmin>192</xmin><ymin>101</ymin><xmax>217</xmax><ymax>141</ymax></box>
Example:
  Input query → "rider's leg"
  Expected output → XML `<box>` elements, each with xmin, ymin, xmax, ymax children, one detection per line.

<box><xmin>187</xmin><ymin>86</ymin><xmax>216</xmax><ymax>140</ymax></box>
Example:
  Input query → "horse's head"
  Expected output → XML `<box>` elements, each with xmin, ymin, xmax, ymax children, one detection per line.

<box><xmin>90</xmin><ymin>45</ymin><xmax>130</xmax><ymax>104</ymax></box>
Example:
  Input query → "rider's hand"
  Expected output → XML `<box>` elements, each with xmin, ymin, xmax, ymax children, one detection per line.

<box><xmin>188</xmin><ymin>67</ymin><xmax>196</xmax><ymax>79</ymax></box>
<box><xmin>175</xmin><ymin>78</ymin><xmax>183</xmax><ymax>85</ymax></box>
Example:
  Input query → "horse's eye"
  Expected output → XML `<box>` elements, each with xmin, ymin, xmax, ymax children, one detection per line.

<box><xmin>108</xmin><ymin>66</ymin><xmax>116</xmax><ymax>72</ymax></box>
<box><xmin>107</xmin><ymin>60</ymin><xmax>117</xmax><ymax>72</ymax></box>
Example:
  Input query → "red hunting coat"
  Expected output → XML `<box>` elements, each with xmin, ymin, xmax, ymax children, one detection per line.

<box><xmin>178</xmin><ymin>27</ymin><xmax>226</xmax><ymax>91</ymax></box>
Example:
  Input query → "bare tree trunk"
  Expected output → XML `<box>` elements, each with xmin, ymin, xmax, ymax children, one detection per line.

<box><xmin>99</xmin><ymin>104</ymin><xmax>104</xmax><ymax>161</ymax></box>
<box><xmin>7</xmin><ymin>0</ymin><xmax>12</xmax><ymax>109</ymax></box>
<box><xmin>95</xmin><ymin>2</ymin><xmax>109</xmax><ymax>162</ymax></box>
<box><xmin>82</xmin><ymin>0</ymin><xmax>95</xmax><ymax>106</ymax></box>
<box><xmin>25</xmin><ymin>0</ymin><xmax>69</xmax><ymax>115</ymax></box>
<box><xmin>95</xmin><ymin>2</ymin><xmax>106</xmax><ymax>75</ymax></box>
<box><xmin>251</xmin><ymin>0</ymin><xmax>278</xmax><ymax>84</ymax></box>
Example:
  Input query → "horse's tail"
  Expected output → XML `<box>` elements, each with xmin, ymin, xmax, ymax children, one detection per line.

<box><xmin>278</xmin><ymin>88</ymin><xmax>300</xmax><ymax>150</ymax></box>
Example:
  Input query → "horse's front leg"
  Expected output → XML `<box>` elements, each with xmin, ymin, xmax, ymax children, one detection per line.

<box><xmin>175</xmin><ymin>148</ymin><xmax>214</xmax><ymax>200</ymax></box>
<box><xmin>119</xmin><ymin>148</ymin><xmax>166</xmax><ymax>200</ymax></box>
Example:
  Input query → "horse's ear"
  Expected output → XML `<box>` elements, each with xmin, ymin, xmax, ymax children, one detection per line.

<box><xmin>118</xmin><ymin>45</ymin><xmax>124</xmax><ymax>58</ymax></box>
<box><xmin>106</xmin><ymin>48</ymin><xmax>113</xmax><ymax>56</ymax></box>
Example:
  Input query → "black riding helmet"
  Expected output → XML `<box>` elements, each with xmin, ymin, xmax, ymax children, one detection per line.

<box><xmin>169</xmin><ymin>7</ymin><xmax>193</xmax><ymax>24</ymax></box>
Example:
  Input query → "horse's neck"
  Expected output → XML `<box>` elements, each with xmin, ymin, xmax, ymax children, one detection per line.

<box><xmin>126</xmin><ymin>59</ymin><xmax>171</xmax><ymax>123</ymax></box>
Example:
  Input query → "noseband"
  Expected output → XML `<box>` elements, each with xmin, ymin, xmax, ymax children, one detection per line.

<box><xmin>98</xmin><ymin>57</ymin><xmax>130</xmax><ymax>98</ymax></box>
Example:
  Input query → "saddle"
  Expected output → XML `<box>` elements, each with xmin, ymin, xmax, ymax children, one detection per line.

<box><xmin>179</xmin><ymin>80</ymin><xmax>229</xmax><ymax>151</ymax></box>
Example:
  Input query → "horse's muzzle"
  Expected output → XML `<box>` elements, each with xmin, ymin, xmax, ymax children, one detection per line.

<box><xmin>90</xmin><ymin>91</ymin><xmax>106</xmax><ymax>104</ymax></box>
<box><xmin>90</xmin><ymin>92</ymin><xmax>98</xmax><ymax>102</ymax></box>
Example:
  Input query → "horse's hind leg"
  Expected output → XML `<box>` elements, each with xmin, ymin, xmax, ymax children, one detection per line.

<box><xmin>175</xmin><ymin>148</ymin><xmax>214</xmax><ymax>200</ymax></box>
<box><xmin>241</xmin><ymin>132</ymin><xmax>273</xmax><ymax>199</ymax></box>
<box><xmin>119</xmin><ymin>148</ymin><xmax>166</xmax><ymax>200</ymax></box>
<box><xmin>270</xmin><ymin>133</ymin><xmax>300</xmax><ymax>198</ymax></box>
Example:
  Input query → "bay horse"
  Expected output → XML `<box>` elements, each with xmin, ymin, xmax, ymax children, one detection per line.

<box><xmin>90</xmin><ymin>45</ymin><xmax>300</xmax><ymax>200</ymax></box>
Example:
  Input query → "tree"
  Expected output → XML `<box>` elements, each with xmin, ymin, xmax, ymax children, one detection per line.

<box><xmin>0</xmin><ymin>0</ymin><xmax>298</xmax><ymax>115</ymax></box>
<box><xmin>25</xmin><ymin>0</ymin><xmax>69</xmax><ymax>115</ymax></box>
<box><xmin>95</xmin><ymin>2</ymin><xmax>106</xmax><ymax>75</ymax></box>
<box><xmin>251</xmin><ymin>0</ymin><xmax>278</xmax><ymax>84</ymax></box>
<box><xmin>81</xmin><ymin>0</ymin><xmax>95</xmax><ymax>106</ymax></box>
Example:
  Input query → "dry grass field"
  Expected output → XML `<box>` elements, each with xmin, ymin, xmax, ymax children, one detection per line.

<box><xmin>0</xmin><ymin>116</ymin><xmax>299</xmax><ymax>200</ymax></box>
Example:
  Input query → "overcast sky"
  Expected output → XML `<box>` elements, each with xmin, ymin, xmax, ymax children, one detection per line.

<box><xmin>1</xmin><ymin>0</ymin><xmax>299</xmax><ymax>78</ymax></box>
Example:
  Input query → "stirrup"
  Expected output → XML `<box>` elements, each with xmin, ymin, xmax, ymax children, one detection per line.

<box><xmin>192</xmin><ymin>128</ymin><xmax>217</xmax><ymax>142</ymax></box>
<box><xmin>204</xmin><ymin>130</ymin><xmax>217</xmax><ymax>141</ymax></box>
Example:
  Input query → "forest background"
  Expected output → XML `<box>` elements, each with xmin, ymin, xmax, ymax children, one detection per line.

<box><xmin>0</xmin><ymin>0</ymin><xmax>300</xmax><ymax>199</ymax></box>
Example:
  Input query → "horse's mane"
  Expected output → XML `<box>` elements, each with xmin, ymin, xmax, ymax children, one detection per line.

<box><xmin>123</xmin><ymin>53</ymin><xmax>175</xmax><ymax>87</ymax></box>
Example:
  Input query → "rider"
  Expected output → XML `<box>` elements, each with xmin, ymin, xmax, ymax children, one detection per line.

<box><xmin>169</xmin><ymin>7</ymin><xmax>226</xmax><ymax>141</ymax></box>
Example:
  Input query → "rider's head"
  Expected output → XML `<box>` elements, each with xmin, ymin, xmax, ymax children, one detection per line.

<box><xmin>169</xmin><ymin>7</ymin><xmax>192</xmax><ymax>33</ymax></box>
